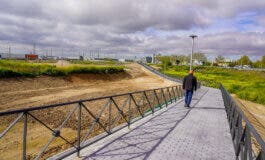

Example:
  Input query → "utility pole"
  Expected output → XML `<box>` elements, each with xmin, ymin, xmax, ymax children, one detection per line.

<box><xmin>33</xmin><ymin>43</ymin><xmax>36</xmax><ymax>54</ymax></box>
<box><xmin>8</xmin><ymin>46</ymin><xmax>11</xmax><ymax>59</ymax></box>
<box><xmin>61</xmin><ymin>48</ymin><xmax>64</xmax><ymax>59</ymax></box>
<box><xmin>189</xmin><ymin>34</ymin><xmax>197</xmax><ymax>71</ymax></box>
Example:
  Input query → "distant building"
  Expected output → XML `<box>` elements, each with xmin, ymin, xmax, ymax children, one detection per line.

<box><xmin>118</xmin><ymin>59</ymin><xmax>126</xmax><ymax>62</ymax></box>
<box><xmin>40</xmin><ymin>55</ymin><xmax>58</xmax><ymax>60</ymax></box>
<box><xmin>193</xmin><ymin>59</ymin><xmax>203</xmax><ymax>66</ymax></box>
<box><xmin>217</xmin><ymin>59</ymin><xmax>232</xmax><ymax>67</ymax></box>
<box><xmin>243</xmin><ymin>65</ymin><xmax>251</xmax><ymax>69</ymax></box>
<box><xmin>25</xmin><ymin>54</ymin><xmax>38</xmax><ymax>60</ymax></box>
<box><xmin>0</xmin><ymin>53</ymin><xmax>25</xmax><ymax>59</ymax></box>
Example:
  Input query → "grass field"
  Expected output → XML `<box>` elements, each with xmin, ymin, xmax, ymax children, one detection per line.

<box><xmin>150</xmin><ymin>64</ymin><xmax>265</xmax><ymax>105</ymax></box>
<box><xmin>0</xmin><ymin>60</ymin><xmax>124</xmax><ymax>78</ymax></box>
<box><xmin>70</xmin><ymin>59</ymin><xmax>121</xmax><ymax>65</ymax></box>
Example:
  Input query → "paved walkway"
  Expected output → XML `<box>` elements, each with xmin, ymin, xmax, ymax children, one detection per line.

<box><xmin>63</xmin><ymin>87</ymin><xmax>235</xmax><ymax>160</ymax></box>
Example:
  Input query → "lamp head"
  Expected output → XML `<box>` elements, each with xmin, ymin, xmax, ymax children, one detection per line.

<box><xmin>189</xmin><ymin>34</ymin><xmax>198</xmax><ymax>39</ymax></box>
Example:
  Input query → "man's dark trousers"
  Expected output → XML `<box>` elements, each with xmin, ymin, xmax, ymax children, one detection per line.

<box><xmin>185</xmin><ymin>90</ymin><xmax>193</xmax><ymax>107</ymax></box>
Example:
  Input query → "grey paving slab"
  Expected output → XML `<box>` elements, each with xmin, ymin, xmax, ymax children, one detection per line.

<box><xmin>62</xmin><ymin>87</ymin><xmax>236</xmax><ymax>160</ymax></box>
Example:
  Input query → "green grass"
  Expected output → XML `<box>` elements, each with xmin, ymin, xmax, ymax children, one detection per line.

<box><xmin>0</xmin><ymin>60</ymin><xmax>124</xmax><ymax>78</ymax></box>
<box><xmin>150</xmin><ymin>64</ymin><xmax>265</xmax><ymax>105</ymax></box>
<box><xmin>70</xmin><ymin>59</ymin><xmax>121</xmax><ymax>65</ymax></box>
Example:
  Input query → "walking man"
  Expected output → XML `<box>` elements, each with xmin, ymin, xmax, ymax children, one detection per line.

<box><xmin>183</xmin><ymin>70</ymin><xmax>197</xmax><ymax>107</ymax></box>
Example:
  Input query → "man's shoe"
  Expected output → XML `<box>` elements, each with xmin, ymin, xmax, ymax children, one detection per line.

<box><xmin>184</xmin><ymin>104</ymin><xmax>187</xmax><ymax>107</ymax></box>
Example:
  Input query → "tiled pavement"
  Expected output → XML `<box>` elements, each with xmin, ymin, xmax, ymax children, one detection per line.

<box><xmin>62</xmin><ymin>87</ymin><xmax>236</xmax><ymax>160</ymax></box>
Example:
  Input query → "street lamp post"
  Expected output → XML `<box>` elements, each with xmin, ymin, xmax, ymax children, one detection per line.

<box><xmin>189</xmin><ymin>34</ymin><xmax>197</xmax><ymax>71</ymax></box>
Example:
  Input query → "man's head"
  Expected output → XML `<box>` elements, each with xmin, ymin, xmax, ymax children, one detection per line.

<box><xmin>189</xmin><ymin>70</ymin><xmax>194</xmax><ymax>75</ymax></box>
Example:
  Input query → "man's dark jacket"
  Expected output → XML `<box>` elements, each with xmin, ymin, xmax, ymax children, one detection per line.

<box><xmin>183</xmin><ymin>74</ymin><xmax>197</xmax><ymax>91</ymax></box>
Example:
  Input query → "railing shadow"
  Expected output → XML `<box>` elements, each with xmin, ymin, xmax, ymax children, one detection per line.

<box><xmin>79</xmin><ymin>86</ymin><xmax>208</xmax><ymax>159</ymax></box>
<box><xmin>83</xmin><ymin>106</ymin><xmax>191</xmax><ymax>160</ymax></box>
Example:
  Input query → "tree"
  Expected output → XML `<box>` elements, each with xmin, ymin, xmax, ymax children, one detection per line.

<box><xmin>228</xmin><ymin>61</ymin><xmax>237</xmax><ymax>67</ymax></box>
<box><xmin>146</xmin><ymin>56</ymin><xmax>152</xmax><ymax>63</ymax></box>
<box><xmin>215</xmin><ymin>55</ymin><xmax>225</xmax><ymax>63</ymax></box>
<box><xmin>176</xmin><ymin>59</ymin><xmax>180</xmax><ymax>66</ymax></box>
<box><xmin>175</xmin><ymin>55</ymin><xmax>189</xmax><ymax>65</ymax></box>
<box><xmin>261</xmin><ymin>55</ymin><xmax>265</xmax><ymax>68</ymax></box>
<box><xmin>156</xmin><ymin>56</ymin><xmax>172</xmax><ymax>69</ymax></box>
<box><xmin>237</xmin><ymin>55</ymin><xmax>252</xmax><ymax>66</ymax></box>
<box><xmin>193</xmin><ymin>53</ymin><xmax>207</xmax><ymax>62</ymax></box>
<box><xmin>254</xmin><ymin>55</ymin><xmax>265</xmax><ymax>68</ymax></box>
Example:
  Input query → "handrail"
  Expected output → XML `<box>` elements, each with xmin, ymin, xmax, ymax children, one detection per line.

<box><xmin>220</xmin><ymin>84</ymin><xmax>265</xmax><ymax>160</ymax></box>
<box><xmin>138</xmin><ymin>62</ymin><xmax>182</xmax><ymax>83</ymax></box>
<box><xmin>0</xmin><ymin>85</ymin><xmax>179</xmax><ymax>116</ymax></box>
<box><xmin>138</xmin><ymin>62</ymin><xmax>201</xmax><ymax>89</ymax></box>
<box><xmin>0</xmin><ymin>85</ymin><xmax>184</xmax><ymax>160</ymax></box>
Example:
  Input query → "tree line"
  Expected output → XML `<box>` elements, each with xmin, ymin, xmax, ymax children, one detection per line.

<box><xmin>152</xmin><ymin>53</ymin><xmax>265</xmax><ymax>68</ymax></box>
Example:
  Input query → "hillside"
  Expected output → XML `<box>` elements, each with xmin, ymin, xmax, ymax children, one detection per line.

<box><xmin>0</xmin><ymin>63</ymin><xmax>178</xmax><ymax>111</ymax></box>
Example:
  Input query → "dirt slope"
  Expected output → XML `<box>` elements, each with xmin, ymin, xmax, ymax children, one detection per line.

<box><xmin>233</xmin><ymin>96</ymin><xmax>265</xmax><ymax>140</ymax></box>
<box><xmin>0</xmin><ymin>63</ymin><xmax>178</xmax><ymax>111</ymax></box>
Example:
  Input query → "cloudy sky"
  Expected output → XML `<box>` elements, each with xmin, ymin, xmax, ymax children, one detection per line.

<box><xmin>0</xmin><ymin>0</ymin><xmax>265</xmax><ymax>60</ymax></box>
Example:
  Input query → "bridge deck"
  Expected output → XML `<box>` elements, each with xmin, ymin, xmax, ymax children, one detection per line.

<box><xmin>62</xmin><ymin>87</ymin><xmax>235</xmax><ymax>160</ymax></box>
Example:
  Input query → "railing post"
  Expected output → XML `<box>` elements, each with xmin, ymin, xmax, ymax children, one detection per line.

<box><xmin>167</xmin><ymin>87</ymin><xmax>173</xmax><ymax>103</ymax></box>
<box><xmin>22</xmin><ymin>112</ymin><xmax>27</xmax><ymax>160</ymax></box>
<box><xmin>144</xmin><ymin>91</ymin><xmax>154</xmax><ymax>114</ymax></box>
<box><xmin>108</xmin><ymin>99</ymin><xmax>112</xmax><ymax>133</ymax></box>
<box><xmin>171</xmin><ymin>87</ymin><xmax>177</xmax><ymax>102</ymax></box>
<box><xmin>256</xmin><ymin>150</ymin><xmax>265</xmax><ymax>160</ymax></box>
<box><xmin>175</xmin><ymin>87</ymin><xmax>179</xmax><ymax>99</ymax></box>
<box><xmin>161</xmin><ymin>89</ymin><xmax>167</xmax><ymax>107</ymax></box>
<box><xmin>236</xmin><ymin>115</ymin><xmax>243</xmax><ymax>157</ymax></box>
<box><xmin>128</xmin><ymin>95</ymin><xmax>131</xmax><ymax>129</ymax></box>
<box><xmin>244</xmin><ymin>126</ymin><xmax>252</xmax><ymax>160</ymax></box>
<box><xmin>77</xmin><ymin>103</ymin><xmax>82</xmax><ymax>157</ymax></box>
<box><xmin>178</xmin><ymin>86</ymin><xmax>183</xmax><ymax>98</ymax></box>
<box><xmin>153</xmin><ymin>90</ymin><xmax>161</xmax><ymax>108</ymax></box>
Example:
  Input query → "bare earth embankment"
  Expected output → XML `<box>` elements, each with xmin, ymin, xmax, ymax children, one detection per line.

<box><xmin>0</xmin><ymin>63</ymin><xmax>177</xmax><ymax>112</ymax></box>
<box><xmin>232</xmin><ymin>96</ymin><xmax>265</xmax><ymax>140</ymax></box>
<box><xmin>0</xmin><ymin>63</ymin><xmax>179</xmax><ymax>159</ymax></box>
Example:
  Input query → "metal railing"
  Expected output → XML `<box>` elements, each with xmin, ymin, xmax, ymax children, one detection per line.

<box><xmin>138</xmin><ymin>62</ymin><xmax>201</xmax><ymax>89</ymax></box>
<box><xmin>220</xmin><ymin>84</ymin><xmax>265</xmax><ymax>160</ymax></box>
<box><xmin>138</xmin><ymin>62</ymin><xmax>182</xmax><ymax>83</ymax></box>
<box><xmin>0</xmin><ymin>85</ymin><xmax>184</xmax><ymax>160</ymax></box>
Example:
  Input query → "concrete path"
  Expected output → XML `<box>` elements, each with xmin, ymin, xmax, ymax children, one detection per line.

<box><xmin>63</xmin><ymin>87</ymin><xmax>235</xmax><ymax>160</ymax></box>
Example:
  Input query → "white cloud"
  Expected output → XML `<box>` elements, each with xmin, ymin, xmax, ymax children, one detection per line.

<box><xmin>0</xmin><ymin>0</ymin><xmax>265</xmax><ymax>57</ymax></box>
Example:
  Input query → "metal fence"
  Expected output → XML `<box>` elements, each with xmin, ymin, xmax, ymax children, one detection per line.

<box><xmin>0</xmin><ymin>85</ymin><xmax>183</xmax><ymax>160</ymax></box>
<box><xmin>220</xmin><ymin>84</ymin><xmax>265</xmax><ymax>160</ymax></box>
<box><xmin>138</xmin><ymin>62</ymin><xmax>201</xmax><ymax>89</ymax></box>
<box><xmin>138</xmin><ymin>62</ymin><xmax>182</xmax><ymax>83</ymax></box>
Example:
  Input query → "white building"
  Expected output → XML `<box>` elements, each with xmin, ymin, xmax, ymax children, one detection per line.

<box><xmin>0</xmin><ymin>53</ymin><xmax>25</xmax><ymax>59</ymax></box>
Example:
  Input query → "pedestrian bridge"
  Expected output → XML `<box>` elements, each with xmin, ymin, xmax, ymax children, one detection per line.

<box><xmin>0</xmin><ymin>65</ymin><xmax>264</xmax><ymax>160</ymax></box>
<box><xmin>58</xmin><ymin>87</ymin><xmax>236</xmax><ymax>160</ymax></box>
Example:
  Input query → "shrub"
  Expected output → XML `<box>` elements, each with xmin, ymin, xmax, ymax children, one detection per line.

<box><xmin>0</xmin><ymin>60</ymin><xmax>124</xmax><ymax>78</ymax></box>
<box><xmin>160</xmin><ymin>65</ymin><xmax>265</xmax><ymax>105</ymax></box>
